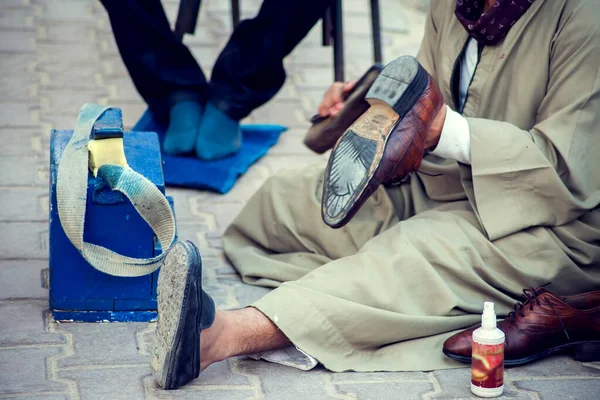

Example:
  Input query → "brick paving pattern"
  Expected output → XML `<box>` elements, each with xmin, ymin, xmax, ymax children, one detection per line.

<box><xmin>0</xmin><ymin>0</ymin><xmax>598</xmax><ymax>398</ymax></box>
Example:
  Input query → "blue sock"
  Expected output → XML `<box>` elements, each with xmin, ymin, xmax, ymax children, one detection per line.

<box><xmin>162</xmin><ymin>101</ymin><xmax>204</xmax><ymax>155</ymax></box>
<box><xmin>195</xmin><ymin>103</ymin><xmax>242</xmax><ymax>160</ymax></box>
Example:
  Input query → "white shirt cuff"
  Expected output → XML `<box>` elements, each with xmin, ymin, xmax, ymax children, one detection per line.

<box><xmin>430</xmin><ymin>106</ymin><xmax>472</xmax><ymax>165</ymax></box>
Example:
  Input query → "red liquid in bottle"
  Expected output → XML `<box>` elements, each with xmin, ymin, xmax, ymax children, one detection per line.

<box><xmin>471</xmin><ymin>341</ymin><xmax>504</xmax><ymax>389</ymax></box>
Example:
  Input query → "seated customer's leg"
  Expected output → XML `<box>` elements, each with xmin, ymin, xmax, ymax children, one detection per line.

<box><xmin>195</xmin><ymin>0</ymin><xmax>333</xmax><ymax>160</ymax></box>
<box><xmin>99</xmin><ymin>0</ymin><xmax>207</xmax><ymax>155</ymax></box>
<box><xmin>223</xmin><ymin>163</ymin><xmax>402</xmax><ymax>287</ymax></box>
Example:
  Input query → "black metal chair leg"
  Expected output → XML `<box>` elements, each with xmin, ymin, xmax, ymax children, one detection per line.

<box><xmin>322</xmin><ymin>7</ymin><xmax>332</xmax><ymax>46</ymax></box>
<box><xmin>332</xmin><ymin>0</ymin><xmax>344</xmax><ymax>82</ymax></box>
<box><xmin>231</xmin><ymin>0</ymin><xmax>240</xmax><ymax>28</ymax></box>
<box><xmin>370</xmin><ymin>0</ymin><xmax>382</xmax><ymax>63</ymax></box>
<box><xmin>174</xmin><ymin>0</ymin><xmax>202</xmax><ymax>41</ymax></box>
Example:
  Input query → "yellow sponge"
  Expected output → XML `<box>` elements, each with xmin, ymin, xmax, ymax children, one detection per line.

<box><xmin>87</xmin><ymin>138</ymin><xmax>129</xmax><ymax>176</ymax></box>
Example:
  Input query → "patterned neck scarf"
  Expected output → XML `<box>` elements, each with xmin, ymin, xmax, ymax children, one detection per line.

<box><xmin>455</xmin><ymin>0</ymin><xmax>535</xmax><ymax>46</ymax></box>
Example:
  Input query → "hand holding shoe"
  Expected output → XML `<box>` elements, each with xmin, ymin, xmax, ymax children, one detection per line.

<box><xmin>317</xmin><ymin>80</ymin><xmax>358</xmax><ymax>119</ymax></box>
<box><xmin>304</xmin><ymin>65</ymin><xmax>383</xmax><ymax>154</ymax></box>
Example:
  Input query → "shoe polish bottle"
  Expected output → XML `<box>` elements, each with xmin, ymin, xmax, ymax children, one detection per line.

<box><xmin>471</xmin><ymin>302</ymin><xmax>505</xmax><ymax>398</ymax></box>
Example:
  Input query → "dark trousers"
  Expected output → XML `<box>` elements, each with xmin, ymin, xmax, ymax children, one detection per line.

<box><xmin>100</xmin><ymin>0</ymin><xmax>332</xmax><ymax>121</ymax></box>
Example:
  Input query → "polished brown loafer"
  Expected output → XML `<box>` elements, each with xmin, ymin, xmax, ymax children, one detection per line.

<box><xmin>304</xmin><ymin>64</ymin><xmax>383</xmax><ymax>154</ymax></box>
<box><xmin>321</xmin><ymin>55</ymin><xmax>444</xmax><ymax>228</ymax></box>
<box><xmin>443</xmin><ymin>287</ymin><xmax>600</xmax><ymax>366</ymax></box>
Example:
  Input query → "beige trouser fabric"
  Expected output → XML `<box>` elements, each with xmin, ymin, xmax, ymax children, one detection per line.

<box><xmin>223</xmin><ymin>163</ymin><xmax>595</xmax><ymax>372</ymax></box>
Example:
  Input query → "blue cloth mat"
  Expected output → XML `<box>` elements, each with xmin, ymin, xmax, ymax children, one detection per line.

<box><xmin>132</xmin><ymin>109</ymin><xmax>287</xmax><ymax>194</ymax></box>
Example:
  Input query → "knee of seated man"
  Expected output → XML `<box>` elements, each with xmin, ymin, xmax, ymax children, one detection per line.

<box><xmin>404</xmin><ymin>206</ymin><xmax>486</xmax><ymax>239</ymax></box>
<box><xmin>261</xmin><ymin>163</ymin><xmax>326</xmax><ymax>199</ymax></box>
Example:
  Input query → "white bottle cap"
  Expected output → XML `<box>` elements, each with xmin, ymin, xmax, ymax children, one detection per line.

<box><xmin>481</xmin><ymin>301</ymin><xmax>497</xmax><ymax>329</ymax></box>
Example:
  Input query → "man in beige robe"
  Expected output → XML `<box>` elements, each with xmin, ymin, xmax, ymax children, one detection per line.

<box><xmin>173</xmin><ymin>0</ymin><xmax>600</xmax><ymax>375</ymax></box>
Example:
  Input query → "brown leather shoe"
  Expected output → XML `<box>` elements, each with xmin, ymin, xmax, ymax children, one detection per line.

<box><xmin>304</xmin><ymin>64</ymin><xmax>383</xmax><ymax>154</ymax></box>
<box><xmin>321</xmin><ymin>55</ymin><xmax>444</xmax><ymax>228</ymax></box>
<box><xmin>443</xmin><ymin>287</ymin><xmax>600</xmax><ymax>366</ymax></box>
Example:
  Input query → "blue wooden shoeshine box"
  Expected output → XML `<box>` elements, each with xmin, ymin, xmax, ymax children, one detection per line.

<box><xmin>49</xmin><ymin>109</ymin><xmax>175</xmax><ymax>322</ymax></box>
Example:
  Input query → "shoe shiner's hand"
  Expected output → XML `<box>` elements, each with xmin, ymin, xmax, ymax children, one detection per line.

<box><xmin>425</xmin><ymin>104</ymin><xmax>448</xmax><ymax>150</ymax></box>
<box><xmin>317</xmin><ymin>80</ymin><xmax>357</xmax><ymax>118</ymax></box>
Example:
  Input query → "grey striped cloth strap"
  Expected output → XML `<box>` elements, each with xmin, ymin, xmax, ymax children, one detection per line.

<box><xmin>56</xmin><ymin>103</ymin><xmax>176</xmax><ymax>277</ymax></box>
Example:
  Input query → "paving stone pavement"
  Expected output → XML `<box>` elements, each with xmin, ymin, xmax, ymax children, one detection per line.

<box><xmin>0</xmin><ymin>0</ymin><xmax>598</xmax><ymax>399</ymax></box>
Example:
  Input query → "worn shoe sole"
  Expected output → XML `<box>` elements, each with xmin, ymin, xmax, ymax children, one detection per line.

<box><xmin>443</xmin><ymin>340</ymin><xmax>600</xmax><ymax>367</ymax></box>
<box><xmin>322</xmin><ymin>56</ymin><xmax>428</xmax><ymax>228</ymax></box>
<box><xmin>152</xmin><ymin>241</ymin><xmax>200</xmax><ymax>389</ymax></box>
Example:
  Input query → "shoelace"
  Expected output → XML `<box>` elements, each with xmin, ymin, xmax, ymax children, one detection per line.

<box><xmin>508</xmin><ymin>283</ymin><xmax>571</xmax><ymax>341</ymax></box>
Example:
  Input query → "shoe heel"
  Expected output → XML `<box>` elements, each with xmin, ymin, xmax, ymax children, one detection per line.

<box><xmin>365</xmin><ymin>55</ymin><xmax>428</xmax><ymax>118</ymax></box>
<box><xmin>573</xmin><ymin>341</ymin><xmax>600</xmax><ymax>362</ymax></box>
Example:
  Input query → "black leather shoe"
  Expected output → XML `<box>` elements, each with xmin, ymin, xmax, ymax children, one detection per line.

<box><xmin>152</xmin><ymin>241</ymin><xmax>216</xmax><ymax>390</ymax></box>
